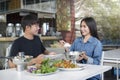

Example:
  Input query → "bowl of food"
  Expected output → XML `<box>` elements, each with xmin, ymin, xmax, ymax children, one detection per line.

<box><xmin>54</xmin><ymin>59</ymin><xmax>84</xmax><ymax>71</ymax></box>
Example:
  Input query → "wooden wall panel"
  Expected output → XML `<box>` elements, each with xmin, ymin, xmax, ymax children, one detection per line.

<box><xmin>8</xmin><ymin>0</ymin><xmax>20</xmax><ymax>10</ymax></box>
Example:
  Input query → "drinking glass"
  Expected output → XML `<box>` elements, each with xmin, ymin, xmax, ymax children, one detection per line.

<box><xmin>68</xmin><ymin>51</ymin><xmax>76</xmax><ymax>64</ymax></box>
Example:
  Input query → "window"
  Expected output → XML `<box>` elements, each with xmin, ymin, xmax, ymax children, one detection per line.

<box><xmin>23</xmin><ymin>0</ymin><xmax>55</xmax><ymax>5</ymax></box>
<box><xmin>0</xmin><ymin>1</ymin><xmax>8</xmax><ymax>12</ymax></box>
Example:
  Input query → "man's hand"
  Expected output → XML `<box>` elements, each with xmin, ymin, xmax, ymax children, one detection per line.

<box><xmin>8</xmin><ymin>60</ymin><xmax>16</xmax><ymax>68</ymax></box>
<box><xmin>29</xmin><ymin>54</ymin><xmax>44</xmax><ymax>65</ymax></box>
<box><xmin>44</xmin><ymin>50</ymin><xmax>56</xmax><ymax>55</ymax></box>
<box><xmin>35</xmin><ymin>54</ymin><xmax>44</xmax><ymax>64</ymax></box>
<box><xmin>49</xmin><ymin>52</ymin><xmax>56</xmax><ymax>55</ymax></box>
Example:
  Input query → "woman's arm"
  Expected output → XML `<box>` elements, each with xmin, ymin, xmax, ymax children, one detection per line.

<box><xmin>87</xmin><ymin>41</ymin><xmax>102</xmax><ymax>65</ymax></box>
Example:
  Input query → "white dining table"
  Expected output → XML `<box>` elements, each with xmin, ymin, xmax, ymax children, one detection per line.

<box><xmin>0</xmin><ymin>64</ymin><xmax>112</xmax><ymax>80</ymax></box>
<box><xmin>103</xmin><ymin>49</ymin><xmax>120</xmax><ymax>80</ymax></box>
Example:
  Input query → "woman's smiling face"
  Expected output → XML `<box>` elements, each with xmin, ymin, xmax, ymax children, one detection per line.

<box><xmin>80</xmin><ymin>21</ymin><xmax>91</xmax><ymax>37</ymax></box>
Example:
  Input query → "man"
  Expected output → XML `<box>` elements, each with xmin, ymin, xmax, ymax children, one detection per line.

<box><xmin>9</xmin><ymin>13</ymin><xmax>55</xmax><ymax>68</ymax></box>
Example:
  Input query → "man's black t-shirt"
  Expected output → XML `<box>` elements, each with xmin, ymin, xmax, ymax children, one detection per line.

<box><xmin>10</xmin><ymin>36</ymin><xmax>46</xmax><ymax>58</ymax></box>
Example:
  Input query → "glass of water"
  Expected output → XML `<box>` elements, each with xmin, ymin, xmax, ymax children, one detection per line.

<box><xmin>68</xmin><ymin>51</ymin><xmax>76</xmax><ymax>64</ymax></box>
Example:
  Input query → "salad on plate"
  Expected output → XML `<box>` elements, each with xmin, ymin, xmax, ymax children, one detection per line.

<box><xmin>27</xmin><ymin>58</ymin><xmax>58</xmax><ymax>75</ymax></box>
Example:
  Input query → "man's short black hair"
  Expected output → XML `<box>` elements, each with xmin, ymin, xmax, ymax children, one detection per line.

<box><xmin>21</xmin><ymin>14</ymin><xmax>39</xmax><ymax>32</ymax></box>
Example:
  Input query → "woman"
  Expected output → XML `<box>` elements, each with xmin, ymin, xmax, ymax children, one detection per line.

<box><xmin>71</xmin><ymin>17</ymin><xmax>102</xmax><ymax>64</ymax></box>
<box><xmin>60</xmin><ymin>17</ymin><xmax>102</xmax><ymax>80</ymax></box>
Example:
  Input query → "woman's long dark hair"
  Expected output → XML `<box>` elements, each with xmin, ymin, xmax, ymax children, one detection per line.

<box><xmin>80</xmin><ymin>17</ymin><xmax>99</xmax><ymax>39</ymax></box>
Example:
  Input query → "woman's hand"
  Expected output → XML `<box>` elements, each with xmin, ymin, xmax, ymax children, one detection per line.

<box><xmin>76</xmin><ymin>52</ymin><xmax>88</xmax><ymax>61</ymax></box>
<box><xmin>59</xmin><ymin>40</ymin><xmax>66</xmax><ymax>47</ymax></box>
<box><xmin>59</xmin><ymin>40</ymin><xmax>71</xmax><ymax>52</ymax></box>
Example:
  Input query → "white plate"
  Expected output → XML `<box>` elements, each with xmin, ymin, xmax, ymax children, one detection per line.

<box><xmin>59</xmin><ymin>66</ymin><xmax>84</xmax><ymax>71</ymax></box>
<box><xmin>25</xmin><ymin>69</ymin><xmax>59</xmax><ymax>76</ymax></box>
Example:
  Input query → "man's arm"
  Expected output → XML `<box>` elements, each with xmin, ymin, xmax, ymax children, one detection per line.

<box><xmin>44</xmin><ymin>50</ymin><xmax>50</xmax><ymax>55</ymax></box>
<box><xmin>8</xmin><ymin>54</ymin><xmax>44</xmax><ymax>68</ymax></box>
<box><xmin>8</xmin><ymin>50</ymin><xmax>55</xmax><ymax>68</ymax></box>
<box><xmin>8</xmin><ymin>60</ymin><xmax>16</xmax><ymax>68</ymax></box>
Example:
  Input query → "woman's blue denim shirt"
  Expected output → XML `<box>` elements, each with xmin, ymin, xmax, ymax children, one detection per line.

<box><xmin>70</xmin><ymin>36</ymin><xmax>102</xmax><ymax>65</ymax></box>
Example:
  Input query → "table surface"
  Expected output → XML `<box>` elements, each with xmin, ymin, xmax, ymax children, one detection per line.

<box><xmin>0</xmin><ymin>64</ymin><xmax>112</xmax><ymax>80</ymax></box>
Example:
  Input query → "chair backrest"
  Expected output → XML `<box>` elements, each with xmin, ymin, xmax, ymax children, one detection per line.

<box><xmin>100</xmin><ymin>51</ymin><xmax>105</xmax><ymax>80</ymax></box>
<box><xmin>4</xmin><ymin>44</ymin><xmax>12</xmax><ymax>69</ymax></box>
<box><xmin>6</xmin><ymin>44</ymin><xmax>12</xmax><ymax>57</ymax></box>
<box><xmin>0</xmin><ymin>57</ymin><xmax>6</xmax><ymax>70</ymax></box>
<box><xmin>100</xmin><ymin>51</ymin><xmax>104</xmax><ymax>66</ymax></box>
